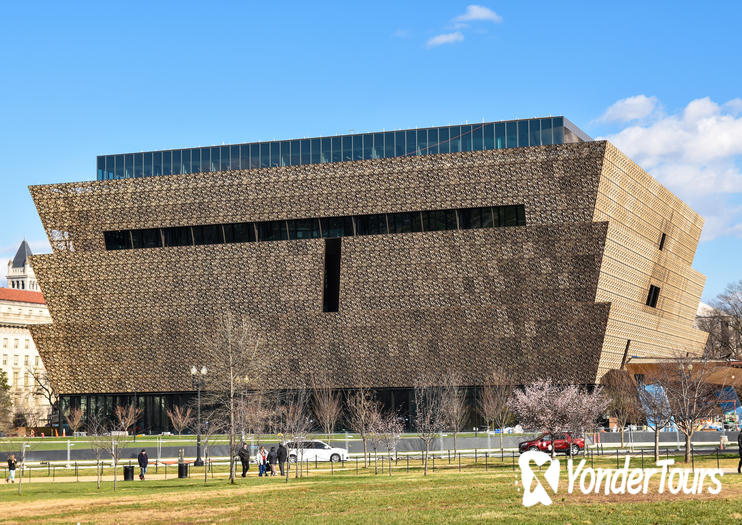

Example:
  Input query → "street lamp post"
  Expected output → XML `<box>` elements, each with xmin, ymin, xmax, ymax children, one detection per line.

<box><xmin>191</xmin><ymin>365</ymin><xmax>207</xmax><ymax>467</ymax></box>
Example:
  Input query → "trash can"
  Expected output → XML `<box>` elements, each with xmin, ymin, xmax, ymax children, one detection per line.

<box><xmin>178</xmin><ymin>462</ymin><xmax>188</xmax><ymax>479</ymax></box>
<box><xmin>123</xmin><ymin>465</ymin><xmax>135</xmax><ymax>481</ymax></box>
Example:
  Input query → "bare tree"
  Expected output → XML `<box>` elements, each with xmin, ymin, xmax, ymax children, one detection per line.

<box><xmin>272</xmin><ymin>388</ymin><xmax>311</xmax><ymax>481</ymax></box>
<box><xmin>509</xmin><ymin>379</ymin><xmax>606</xmax><ymax>457</ymax></box>
<box><xmin>601</xmin><ymin>369</ymin><xmax>642</xmax><ymax>448</ymax></box>
<box><xmin>346</xmin><ymin>388</ymin><xmax>378</xmax><ymax>467</ymax></box>
<box><xmin>65</xmin><ymin>407</ymin><xmax>84</xmax><ymax>435</ymax></box>
<box><xmin>311</xmin><ymin>372</ymin><xmax>343</xmax><ymax>444</ymax></box>
<box><xmin>201</xmin><ymin>312</ymin><xmax>267</xmax><ymax>484</ymax></box>
<box><xmin>378</xmin><ymin>411</ymin><xmax>403</xmax><ymax>476</ymax></box>
<box><xmin>698</xmin><ymin>281</ymin><xmax>742</xmax><ymax>359</ymax></box>
<box><xmin>26</xmin><ymin>367</ymin><xmax>56</xmax><ymax>425</ymax></box>
<box><xmin>637</xmin><ymin>380</ymin><xmax>673</xmax><ymax>461</ymax></box>
<box><xmin>477</xmin><ymin>375</ymin><xmax>514</xmax><ymax>454</ymax></box>
<box><xmin>194</xmin><ymin>408</ymin><xmax>221</xmax><ymax>485</ymax></box>
<box><xmin>114</xmin><ymin>404</ymin><xmax>142</xmax><ymax>437</ymax></box>
<box><xmin>86</xmin><ymin>414</ymin><xmax>109</xmax><ymax>489</ymax></box>
<box><xmin>166</xmin><ymin>405</ymin><xmax>193</xmax><ymax>436</ymax></box>
<box><xmin>414</xmin><ymin>374</ymin><xmax>445</xmax><ymax>475</ymax></box>
<box><xmin>655</xmin><ymin>355</ymin><xmax>723</xmax><ymax>463</ymax></box>
<box><xmin>440</xmin><ymin>372</ymin><xmax>468</xmax><ymax>455</ymax></box>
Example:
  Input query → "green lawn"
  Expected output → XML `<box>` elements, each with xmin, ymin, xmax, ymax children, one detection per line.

<box><xmin>0</xmin><ymin>454</ymin><xmax>741</xmax><ymax>524</ymax></box>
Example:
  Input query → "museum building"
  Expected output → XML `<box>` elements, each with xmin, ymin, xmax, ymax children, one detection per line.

<box><xmin>28</xmin><ymin>117</ymin><xmax>708</xmax><ymax>432</ymax></box>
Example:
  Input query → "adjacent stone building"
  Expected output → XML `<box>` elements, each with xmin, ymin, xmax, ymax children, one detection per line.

<box><xmin>28</xmin><ymin>117</ymin><xmax>708</xmax><ymax>431</ymax></box>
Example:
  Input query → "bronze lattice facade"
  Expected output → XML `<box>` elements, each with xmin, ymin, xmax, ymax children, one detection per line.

<box><xmin>29</xmin><ymin>140</ymin><xmax>707</xmax><ymax>401</ymax></box>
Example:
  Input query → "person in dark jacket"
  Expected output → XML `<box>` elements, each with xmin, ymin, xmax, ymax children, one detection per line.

<box><xmin>6</xmin><ymin>455</ymin><xmax>16</xmax><ymax>483</ymax></box>
<box><xmin>138</xmin><ymin>449</ymin><xmax>148</xmax><ymax>480</ymax></box>
<box><xmin>238</xmin><ymin>443</ymin><xmax>251</xmax><ymax>477</ymax></box>
<box><xmin>268</xmin><ymin>447</ymin><xmax>278</xmax><ymax>476</ymax></box>
<box><xmin>737</xmin><ymin>431</ymin><xmax>742</xmax><ymax>474</ymax></box>
<box><xmin>277</xmin><ymin>443</ymin><xmax>288</xmax><ymax>476</ymax></box>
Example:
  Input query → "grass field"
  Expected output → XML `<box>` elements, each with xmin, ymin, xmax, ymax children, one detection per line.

<box><xmin>1</xmin><ymin>453</ymin><xmax>741</xmax><ymax>524</ymax></box>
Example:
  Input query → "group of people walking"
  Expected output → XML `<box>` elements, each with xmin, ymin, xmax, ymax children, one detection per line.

<box><xmin>238</xmin><ymin>443</ymin><xmax>288</xmax><ymax>477</ymax></box>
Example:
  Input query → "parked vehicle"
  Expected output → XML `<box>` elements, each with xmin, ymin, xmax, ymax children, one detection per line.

<box><xmin>286</xmin><ymin>440</ymin><xmax>349</xmax><ymax>463</ymax></box>
<box><xmin>518</xmin><ymin>433</ymin><xmax>585</xmax><ymax>456</ymax></box>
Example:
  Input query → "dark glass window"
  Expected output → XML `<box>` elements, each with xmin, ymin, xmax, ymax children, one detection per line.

<box><xmin>280</xmin><ymin>141</ymin><xmax>290</xmax><ymax>167</ymax></box>
<box><xmin>395</xmin><ymin>131</ymin><xmax>405</xmax><ymax>157</ymax></box>
<box><xmin>427</xmin><ymin>128</ymin><xmax>439</xmax><ymax>155</ymax></box>
<box><xmin>193</xmin><ymin>224</ymin><xmax>223</xmax><ymax>245</ymax></box>
<box><xmin>646</xmin><ymin>285</ymin><xmax>660</xmax><ymax>308</ymax></box>
<box><xmin>288</xmin><ymin>218</ymin><xmax>321</xmax><ymax>240</ymax></box>
<box><xmin>270</xmin><ymin>142</ymin><xmax>280</xmax><ymax>167</ymax></box>
<box><xmin>105</xmin><ymin>156</ymin><xmax>113</xmax><ymax>179</ymax></box>
<box><xmin>439</xmin><ymin>127</ymin><xmax>450</xmax><ymax>154</ymax></box>
<box><xmin>388</xmin><ymin>211</ymin><xmax>422</xmax><ymax>233</ymax></box>
<box><xmin>125</xmin><ymin>154</ymin><xmax>134</xmax><ymax>178</ymax></box>
<box><xmin>223</xmin><ymin>222</ymin><xmax>255</xmax><ymax>243</ymax></box>
<box><xmin>541</xmin><ymin>119</ymin><xmax>553</xmax><ymax>146</ymax></box>
<box><xmin>97</xmin><ymin>157</ymin><xmax>104</xmax><ymax>180</ymax></box>
<box><xmin>516</xmin><ymin>205</ymin><xmax>526</xmax><ymax>225</ymax></box>
<box><xmin>341</xmin><ymin>136</ymin><xmax>352</xmax><ymax>162</ymax></box>
<box><xmin>320</xmin><ymin>216</ymin><xmax>354</xmax><ymax>238</ymax></box>
<box><xmin>495</xmin><ymin>122</ymin><xmax>506</xmax><ymax>149</ymax></box>
<box><xmin>461</xmin><ymin>125</ymin><xmax>472</xmax><ymax>152</ymax></box>
<box><xmin>483</xmin><ymin>124</ymin><xmax>494</xmax><ymax>150</ymax></box>
<box><xmin>355</xmin><ymin>214</ymin><xmax>387</xmax><ymax>235</ymax></box>
<box><xmin>230</xmin><ymin>145</ymin><xmax>240</xmax><ymax>170</ymax></box>
<box><xmin>134</xmin><ymin>154</ymin><xmax>144</xmax><ymax>179</ymax></box>
<box><xmin>422</xmin><ymin>209</ymin><xmax>458</xmax><ymax>232</ymax></box>
<box><xmin>406</xmin><ymin>130</ymin><xmax>417</xmax><ymax>156</ymax></box>
<box><xmin>506</xmin><ymin>122</ymin><xmax>517</xmax><ymax>148</ymax></box>
<box><xmin>300</xmin><ymin>139</ymin><xmax>310</xmax><ymax>164</ymax></box>
<box><xmin>384</xmin><ymin>131</ymin><xmax>395</xmax><ymax>158</ymax></box>
<box><xmin>261</xmin><ymin>143</ymin><xmax>270</xmax><ymax>168</ymax></box>
<box><xmin>323</xmin><ymin>238</ymin><xmax>341</xmax><ymax>313</ymax></box>
<box><xmin>143</xmin><ymin>152</ymin><xmax>153</xmax><ymax>177</ymax></box>
<box><xmin>363</xmin><ymin>134</ymin><xmax>373</xmax><ymax>159</ymax></box>
<box><xmin>115</xmin><ymin>155</ymin><xmax>124</xmax><ymax>179</ymax></box>
<box><xmin>162</xmin><ymin>151</ymin><xmax>172</xmax><ymax>176</ymax></box>
<box><xmin>290</xmin><ymin>140</ymin><xmax>301</xmax><ymax>166</ymax></box>
<box><xmin>181</xmin><ymin>150</ymin><xmax>191</xmax><ymax>174</ymax></box>
<box><xmin>321</xmin><ymin>138</ymin><xmax>331</xmax><ymax>163</ymax></box>
<box><xmin>201</xmin><ymin>148</ymin><xmax>211</xmax><ymax>172</ymax></box>
<box><xmin>131</xmin><ymin>229</ymin><xmax>162</xmax><ymax>249</ymax></box>
<box><xmin>310</xmin><ymin>138</ymin><xmax>320</xmax><ymax>164</ymax></box>
<box><xmin>172</xmin><ymin>150</ymin><xmax>182</xmax><ymax>175</ymax></box>
<box><xmin>502</xmin><ymin>205</ymin><xmax>518</xmax><ymax>226</ymax></box>
<box><xmin>104</xmin><ymin>230</ymin><xmax>131</xmax><ymax>250</ymax></box>
<box><xmin>659</xmin><ymin>233</ymin><xmax>666</xmax><ymax>251</ymax></box>
<box><xmin>353</xmin><ymin>135</ymin><xmax>363</xmax><ymax>161</ymax></box>
<box><xmin>518</xmin><ymin>121</ymin><xmax>529</xmax><ymax>147</ymax></box>
<box><xmin>331</xmin><ymin>137</ymin><xmax>341</xmax><ymax>162</ymax></box>
<box><xmin>191</xmin><ymin>149</ymin><xmax>200</xmax><ymax>173</ymax></box>
<box><xmin>459</xmin><ymin>207</ymin><xmax>493</xmax><ymax>229</ymax></box>
<box><xmin>417</xmin><ymin>129</ymin><xmax>427</xmax><ymax>155</ymax></box>
<box><xmin>211</xmin><ymin>146</ymin><xmax>221</xmax><ymax>171</ymax></box>
<box><xmin>162</xmin><ymin>226</ymin><xmax>192</xmax><ymax>247</ymax></box>
<box><xmin>472</xmin><ymin>125</ymin><xmax>484</xmax><ymax>151</ymax></box>
<box><xmin>450</xmin><ymin>126</ymin><xmax>461</xmax><ymax>152</ymax></box>
<box><xmin>256</xmin><ymin>221</ymin><xmax>288</xmax><ymax>241</ymax></box>
<box><xmin>372</xmin><ymin>133</ymin><xmax>383</xmax><ymax>159</ymax></box>
<box><xmin>240</xmin><ymin>145</ymin><xmax>249</xmax><ymax>170</ymax></box>
<box><xmin>552</xmin><ymin>117</ymin><xmax>564</xmax><ymax>144</ymax></box>
<box><xmin>250</xmin><ymin>144</ymin><xmax>260</xmax><ymax>169</ymax></box>
<box><xmin>529</xmin><ymin>119</ymin><xmax>541</xmax><ymax>146</ymax></box>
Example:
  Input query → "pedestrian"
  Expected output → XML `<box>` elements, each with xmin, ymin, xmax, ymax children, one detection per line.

<box><xmin>6</xmin><ymin>455</ymin><xmax>16</xmax><ymax>483</ymax></box>
<box><xmin>737</xmin><ymin>430</ymin><xmax>742</xmax><ymax>474</ymax></box>
<box><xmin>277</xmin><ymin>442</ymin><xmax>288</xmax><ymax>476</ymax></box>
<box><xmin>268</xmin><ymin>446</ymin><xmax>278</xmax><ymax>476</ymax></box>
<box><xmin>138</xmin><ymin>449</ymin><xmax>148</xmax><ymax>480</ymax></box>
<box><xmin>256</xmin><ymin>446</ymin><xmax>267</xmax><ymax>477</ymax></box>
<box><xmin>238</xmin><ymin>443</ymin><xmax>251</xmax><ymax>477</ymax></box>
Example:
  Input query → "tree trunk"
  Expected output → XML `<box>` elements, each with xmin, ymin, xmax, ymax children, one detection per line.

<box><xmin>389</xmin><ymin>452</ymin><xmax>392</xmax><ymax>476</ymax></box>
<box><xmin>453</xmin><ymin>432</ymin><xmax>457</xmax><ymax>456</ymax></box>
<box><xmin>362</xmin><ymin>437</ymin><xmax>368</xmax><ymax>468</ymax></box>
<box><xmin>620</xmin><ymin>426</ymin><xmax>625</xmax><ymax>448</ymax></box>
<box><xmin>654</xmin><ymin>428</ymin><xmax>660</xmax><ymax>461</ymax></box>
<box><xmin>499</xmin><ymin>429</ymin><xmax>503</xmax><ymax>455</ymax></box>
<box><xmin>424</xmin><ymin>443</ymin><xmax>429</xmax><ymax>476</ymax></box>
<box><xmin>684</xmin><ymin>432</ymin><xmax>692</xmax><ymax>463</ymax></box>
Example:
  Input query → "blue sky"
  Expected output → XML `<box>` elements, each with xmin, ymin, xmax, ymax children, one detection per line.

<box><xmin>1</xmin><ymin>2</ymin><xmax>740</xmax><ymax>302</ymax></box>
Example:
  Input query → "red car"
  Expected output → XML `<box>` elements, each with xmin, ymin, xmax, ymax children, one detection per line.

<box><xmin>518</xmin><ymin>432</ymin><xmax>585</xmax><ymax>456</ymax></box>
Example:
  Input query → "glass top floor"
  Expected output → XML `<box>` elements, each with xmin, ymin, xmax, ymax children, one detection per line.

<box><xmin>96</xmin><ymin>116</ymin><xmax>590</xmax><ymax>181</ymax></box>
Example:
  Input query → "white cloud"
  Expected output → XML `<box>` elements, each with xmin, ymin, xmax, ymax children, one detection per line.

<box><xmin>597</xmin><ymin>95</ymin><xmax>659</xmax><ymax>123</ymax></box>
<box><xmin>601</xmin><ymin>96</ymin><xmax>742</xmax><ymax>241</ymax></box>
<box><xmin>453</xmin><ymin>5</ymin><xmax>502</xmax><ymax>23</ymax></box>
<box><xmin>427</xmin><ymin>32</ymin><xmax>464</xmax><ymax>48</ymax></box>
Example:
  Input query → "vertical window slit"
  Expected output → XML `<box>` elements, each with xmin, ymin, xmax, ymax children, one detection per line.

<box><xmin>323</xmin><ymin>238</ymin><xmax>341</xmax><ymax>312</ymax></box>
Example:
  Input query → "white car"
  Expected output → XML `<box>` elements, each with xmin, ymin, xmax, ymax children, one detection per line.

<box><xmin>286</xmin><ymin>440</ymin><xmax>348</xmax><ymax>463</ymax></box>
